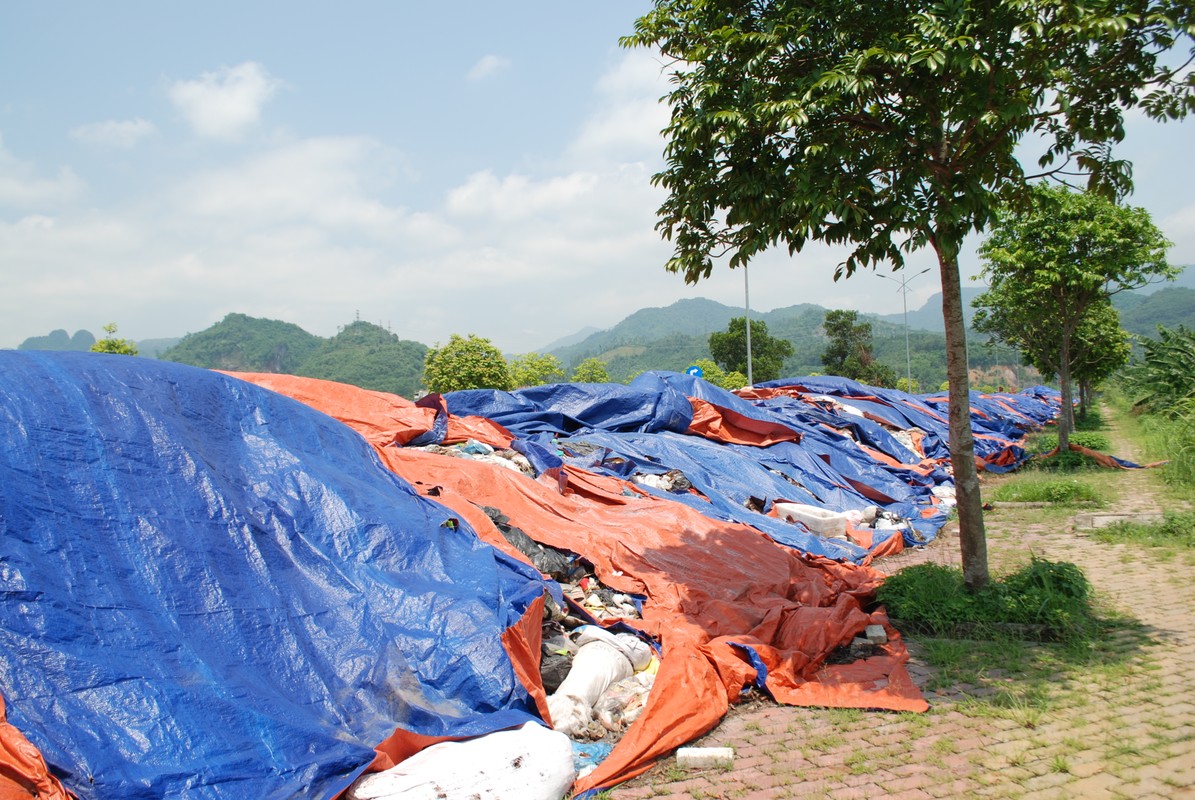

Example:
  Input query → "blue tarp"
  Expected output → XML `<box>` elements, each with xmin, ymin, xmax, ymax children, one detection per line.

<box><xmin>0</xmin><ymin>352</ymin><xmax>547</xmax><ymax>799</ymax></box>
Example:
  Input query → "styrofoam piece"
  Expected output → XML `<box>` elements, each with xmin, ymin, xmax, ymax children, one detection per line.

<box><xmin>773</xmin><ymin>502</ymin><xmax>851</xmax><ymax>538</ymax></box>
<box><xmin>677</xmin><ymin>746</ymin><xmax>735</xmax><ymax>770</ymax></box>
<box><xmin>346</xmin><ymin>722</ymin><xmax>575</xmax><ymax>800</ymax></box>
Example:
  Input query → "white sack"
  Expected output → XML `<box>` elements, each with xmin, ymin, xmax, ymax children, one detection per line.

<box><xmin>346</xmin><ymin>722</ymin><xmax>575</xmax><ymax>800</ymax></box>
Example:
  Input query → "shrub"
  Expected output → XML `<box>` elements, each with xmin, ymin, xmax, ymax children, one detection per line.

<box><xmin>1031</xmin><ymin>431</ymin><xmax>1111</xmax><ymax>453</ymax></box>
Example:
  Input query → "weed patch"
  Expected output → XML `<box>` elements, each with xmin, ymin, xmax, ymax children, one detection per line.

<box><xmin>990</xmin><ymin>477</ymin><xmax>1103</xmax><ymax>505</ymax></box>
<box><xmin>878</xmin><ymin>558</ymin><xmax>1097</xmax><ymax>642</ymax></box>
<box><xmin>1091</xmin><ymin>510</ymin><xmax>1195</xmax><ymax>551</ymax></box>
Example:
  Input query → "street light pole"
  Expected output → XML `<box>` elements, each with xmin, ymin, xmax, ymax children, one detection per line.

<box><xmin>877</xmin><ymin>268</ymin><xmax>930</xmax><ymax>389</ymax></box>
<box><xmin>743</xmin><ymin>264</ymin><xmax>753</xmax><ymax>386</ymax></box>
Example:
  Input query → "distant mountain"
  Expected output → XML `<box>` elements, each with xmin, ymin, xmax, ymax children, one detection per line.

<box><xmin>546</xmin><ymin>298</ymin><xmax>742</xmax><ymax>380</ymax></box>
<box><xmin>545</xmin><ymin>297</ymin><xmax>964</xmax><ymax>386</ymax></box>
<box><xmin>1115</xmin><ymin>286</ymin><xmax>1195</xmax><ymax>336</ymax></box>
<box><xmin>875</xmin><ymin>288</ymin><xmax>984</xmax><ymax>332</ymax></box>
<box><xmin>138</xmin><ymin>338</ymin><xmax>182</xmax><ymax>359</ymax></box>
<box><xmin>161</xmin><ymin>313</ymin><xmax>323</xmax><ymax>373</ymax></box>
<box><xmin>18</xmin><ymin>329</ymin><xmax>95</xmax><ymax>351</ymax></box>
<box><xmin>158</xmin><ymin>314</ymin><xmax>428</xmax><ymax>398</ymax></box>
<box><xmin>536</xmin><ymin>326</ymin><xmax>603</xmax><ymax>353</ymax></box>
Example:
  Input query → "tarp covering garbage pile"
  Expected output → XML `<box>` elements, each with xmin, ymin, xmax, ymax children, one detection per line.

<box><xmin>232</xmin><ymin>369</ymin><xmax>1059</xmax><ymax>794</ymax></box>
<box><xmin>0</xmin><ymin>352</ymin><xmax>550</xmax><ymax>799</ymax></box>
<box><xmin>0</xmin><ymin>354</ymin><xmax>1060</xmax><ymax>798</ymax></box>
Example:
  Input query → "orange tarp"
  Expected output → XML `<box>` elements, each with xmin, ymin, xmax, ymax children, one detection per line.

<box><xmin>0</xmin><ymin>694</ymin><xmax>73</xmax><ymax>800</ymax></box>
<box><xmin>686</xmin><ymin>397</ymin><xmax>802</xmax><ymax>447</ymax></box>
<box><xmin>230</xmin><ymin>374</ymin><xmax>929</xmax><ymax>793</ymax></box>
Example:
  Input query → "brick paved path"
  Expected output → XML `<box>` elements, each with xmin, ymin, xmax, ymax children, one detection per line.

<box><xmin>609</xmin><ymin>412</ymin><xmax>1195</xmax><ymax>799</ymax></box>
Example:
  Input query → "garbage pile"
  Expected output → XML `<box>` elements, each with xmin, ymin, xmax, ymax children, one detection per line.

<box><xmin>0</xmin><ymin>353</ymin><xmax>1062</xmax><ymax>800</ymax></box>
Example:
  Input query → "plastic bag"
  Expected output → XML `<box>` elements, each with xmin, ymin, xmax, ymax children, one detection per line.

<box><xmin>346</xmin><ymin>722</ymin><xmax>575</xmax><ymax>800</ymax></box>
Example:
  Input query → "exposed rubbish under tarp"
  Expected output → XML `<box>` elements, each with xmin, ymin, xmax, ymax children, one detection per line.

<box><xmin>0</xmin><ymin>354</ymin><xmax>1062</xmax><ymax>798</ymax></box>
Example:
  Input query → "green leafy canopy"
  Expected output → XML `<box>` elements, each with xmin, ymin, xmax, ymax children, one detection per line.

<box><xmin>422</xmin><ymin>334</ymin><xmax>512</xmax><ymax>393</ymax></box>
<box><xmin>708</xmin><ymin>316</ymin><xmax>793</xmax><ymax>382</ymax></box>
<box><xmin>624</xmin><ymin>0</ymin><xmax>1193</xmax><ymax>282</ymax></box>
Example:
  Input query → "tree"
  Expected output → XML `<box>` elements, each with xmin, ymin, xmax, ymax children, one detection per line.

<box><xmin>974</xmin><ymin>186</ymin><xmax>1173</xmax><ymax>450</ymax></box>
<box><xmin>692</xmin><ymin>358</ymin><xmax>749</xmax><ymax>390</ymax></box>
<box><xmin>820</xmin><ymin>311</ymin><xmax>898</xmax><ymax>388</ymax></box>
<box><xmin>509</xmin><ymin>353</ymin><xmax>566</xmax><ymax>388</ymax></box>
<box><xmin>1070</xmin><ymin>304</ymin><xmax>1133</xmax><ymax>419</ymax></box>
<box><xmin>90</xmin><ymin>323</ymin><xmax>138</xmax><ymax>356</ymax></box>
<box><xmin>571</xmin><ymin>357</ymin><xmax>611</xmax><ymax>383</ymax></box>
<box><xmin>896</xmin><ymin>377</ymin><xmax>921</xmax><ymax>394</ymax></box>
<box><xmin>708</xmin><ymin>317</ymin><xmax>793</xmax><ymax>382</ymax></box>
<box><xmin>624</xmin><ymin>0</ymin><xmax>1192</xmax><ymax>590</ymax></box>
<box><xmin>422</xmin><ymin>334</ymin><xmax>512</xmax><ymax>394</ymax></box>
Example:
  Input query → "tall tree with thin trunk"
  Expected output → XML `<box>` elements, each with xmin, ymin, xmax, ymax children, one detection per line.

<box><xmin>623</xmin><ymin>0</ymin><xmax>1192</xmax><ymax>589</ymax></box>
<box><xmin>975</xmin><ymin>187</ymin><xmax>1173</xmax><ymax>451</ymax></box>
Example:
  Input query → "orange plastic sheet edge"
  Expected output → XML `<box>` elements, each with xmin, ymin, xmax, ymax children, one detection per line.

<box><xmin>223</xmin><ymin>372</ymin><xmax>440</xmax><ymax>447</ymax></box>
<box><xmin>1040</xmin><ymin>443</ymin><xmax>1168</xmax><ymax>470</ymax></box>
<box><xmin>234</xmin><ymin>374</ymin><xmax>930</xmax><ymax>792</ymax></box>
<box><xmin>224</xmin><ymin>373</ymin><xmax>517</xmax><ymax>449</ymax></box>
<box><xmin>0</xmin><ymin>693</ymin><xmax>74</xmax><ymax>800</ymax></box>
<box><xmin>685</xmin><ymin>397</ymin><xmax>801</xmax><ymax>447</ymax></box>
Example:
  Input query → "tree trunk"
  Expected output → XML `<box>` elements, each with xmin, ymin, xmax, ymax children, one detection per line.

<box><xmin>936</xmin><ymin>239</ymin><xmax>989</xmax><ymax>591</ymax></box>
<box><xmin>1058</xmin><ymin>330</ymin><xmax>1074</xmax><ymax>454</ymax></box>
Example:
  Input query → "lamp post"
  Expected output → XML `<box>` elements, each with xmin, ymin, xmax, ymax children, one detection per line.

<box><xmin>877</xmin><ymin>267</ymin><xmax>930</xmax><ymax>390</ymax></box>
<box><xmin>743</xmin><ymin>264</ymin><xmax>753</xmax><ymax>386</ymax></box>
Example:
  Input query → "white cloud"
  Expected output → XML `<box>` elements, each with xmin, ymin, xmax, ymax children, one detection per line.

<box><xmin>1161</xmin><ymin>203</ymin><xmax>1195</xmax><ymax>265</ymax></box>
<box><xmin>446</xmin><ymin>170</ymin><xmax>602</xmax><ymax>220</ymax></box>
<box><xmin>168</xmin><ymin>62</ymin><xmax>281</xmax><ymax>141</ymax></box>
<box><xmin>466</xmin><ymin>55</ymin><xmax>511</xmax><ymax>82</ymax></box>
<box><xmin>175</xmin><ymin>136</ymin><xmax>456</xmax><ymax>246</ymax></box>
<box><xmin>0</xmin><ymin>136</ymin><xmax>85</xmax><ymax>210</ymax></box>
<box><xmin>70</xmin><ymin>118</ymin><xmax>157</xmax><ymax>148</ymax></box>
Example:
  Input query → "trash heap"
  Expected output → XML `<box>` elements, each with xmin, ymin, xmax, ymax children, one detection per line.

<box><xmin>0</xmin><ymin>353</ymin><xmax>1061</xmax><ymax>800</ymax></box>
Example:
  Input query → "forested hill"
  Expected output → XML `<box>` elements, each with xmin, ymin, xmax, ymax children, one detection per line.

<box><xmin>547</xmin><ymin>298</ymin><xmax>943</xmax><ymax>385</ymax></box>
<box><xmin>159</xmin><ymin>314</ymin><xmax>427</xmax><ymax>398</ymax></box>
<box><xmin>1114</xmin><ymin>286</ymin><xmax>1195</xmax><ymax>336</ymax></box>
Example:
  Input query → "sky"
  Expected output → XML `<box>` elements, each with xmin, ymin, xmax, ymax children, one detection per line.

<box><xmin>2</xmin><ymin>2</ymin><xmax>1192</xmax><ymax>354</ymax></box>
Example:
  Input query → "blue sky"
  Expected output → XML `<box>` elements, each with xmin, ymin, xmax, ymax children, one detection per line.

<box><xmin>2</xmin><ymin>2</ymin><xmax>1191</xmax><ymax>353</ymax></box>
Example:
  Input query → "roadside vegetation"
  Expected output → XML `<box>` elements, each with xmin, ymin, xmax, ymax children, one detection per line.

<box><xmin>988</xmin><ymin>478</ymin><xmax>1103</xmax><ymax>505</ymax></box>
<box><xmin>877</xmin><ymin>558</ymin><xmax>1098</xmax><ymax>644</ymax></box>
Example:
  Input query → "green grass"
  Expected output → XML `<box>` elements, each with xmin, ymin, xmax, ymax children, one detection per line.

<box><xmin>989</xmin><ymin>477</ymin><xmax>1104</xmax><ymax>505</ymax></box>
<box><xmin>1032</xmin><ymin>431</ymin><xmax>1112</xmax><ymax>452</ymax></box>
<box><xmin>1091</xmin><ymin>511</ymin><xmax>1195</xmax><ymax>551</ymax></box>
<box><xmin>1105</xmin><ymin>387</ymin><xmax>1195</xmax><ymax>493</ymax></box>
<box><xmin>878</xmin><ymin>558</ymin><xmax>1098</xmax><ymax>642</ymax></box>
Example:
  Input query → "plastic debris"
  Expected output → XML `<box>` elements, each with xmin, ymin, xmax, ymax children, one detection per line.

<box><xmin>546</xmin><ymin>627</ymin><xmax>652</xmax><ymax>738</ymax></box>
<box><xmin>677</xmin><ymin>747</ymin><xmax>735</xmax><ymax>770</ymax></box>
<box><xmin>346</xmin><ymin>722</ymin><xmax>575</xmax><ymax>800</ymax></box>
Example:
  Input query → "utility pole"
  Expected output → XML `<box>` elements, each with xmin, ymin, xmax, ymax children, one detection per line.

<box><xmin>743</xmin><ymin>264</ymin><xmax>753</xmax><ymax>386</ymax></box>
<box><xmin>877</xmin><ymin>268</ymin><xmax>930</xmax><ymax>389</ymax></box>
